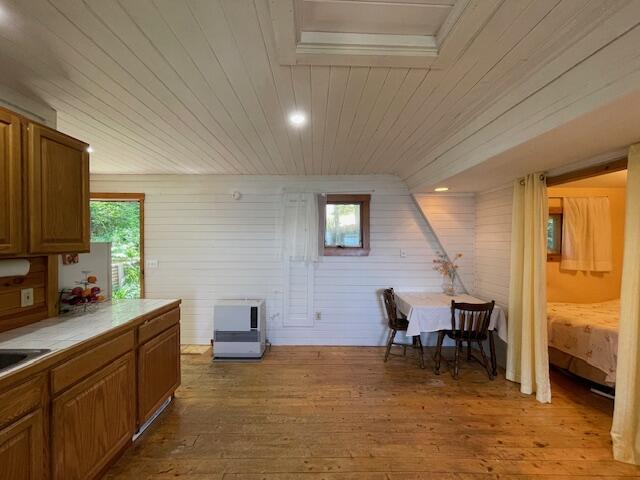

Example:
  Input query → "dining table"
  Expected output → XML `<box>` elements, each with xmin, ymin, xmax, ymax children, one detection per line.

<box><xmin>394</xmin><ymin>291</ymin><xmax>508</xmax><ymax>375</ymax></box>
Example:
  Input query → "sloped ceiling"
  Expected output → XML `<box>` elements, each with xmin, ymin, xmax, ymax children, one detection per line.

<box><xmin>0</xmin><ymin>0</ymin><xmax>639</xmax><ymax>191</ymax></box>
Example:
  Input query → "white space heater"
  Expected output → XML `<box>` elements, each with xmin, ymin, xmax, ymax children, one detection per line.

<box><xmin>213</xmin><ymin>299</ymin><xmax>266</xmax><ymax>359</ymax></box>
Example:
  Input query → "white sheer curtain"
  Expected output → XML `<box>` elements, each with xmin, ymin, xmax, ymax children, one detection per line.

<box><xmin>506</xmin><ymin>173</ymin><xmax>551</xmax><ymax>403</ymax></box>
<box><xmin>611</xmin><ymin>145</ymin><xmax>640</xmax><ymax>464</ymax></box>
<box><xmin>561</xmin><ymin>197</ymin><xmax>612</xmax><ymax>272</ymax></box>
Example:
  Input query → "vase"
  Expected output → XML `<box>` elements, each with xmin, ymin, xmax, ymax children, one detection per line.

<box><xmin>441</xmin><ymin>275</ymin><xmax>455</xmax><ymax>296</ymax></box>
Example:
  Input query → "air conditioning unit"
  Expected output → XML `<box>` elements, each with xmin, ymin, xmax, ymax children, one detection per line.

<box><xmin>213</xmin><ymin>299</ymin><xmax>266</xmax><ymax>359</ymax></box>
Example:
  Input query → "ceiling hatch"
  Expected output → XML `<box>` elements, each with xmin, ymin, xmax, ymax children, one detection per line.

<box><xmin>270</xmin><ymin>0</ymin><xmax>466</xmax><ymax>68</ymax></box>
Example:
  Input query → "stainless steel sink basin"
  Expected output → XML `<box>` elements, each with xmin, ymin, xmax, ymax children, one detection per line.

<box><xmin>0</xmin><ymin>349</ymin><xmax>51</xmax><ymax>373</ymax></box>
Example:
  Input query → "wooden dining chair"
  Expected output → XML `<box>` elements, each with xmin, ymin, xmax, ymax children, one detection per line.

<box><xmin>382</xmin><ymin>288</ymin><xmax>425</xmax><ymax>369</ymax></box>
<box><xmin>434</xmin><ymin>300</ymin><xmax>496</xmax><ymax>379</ymax></box>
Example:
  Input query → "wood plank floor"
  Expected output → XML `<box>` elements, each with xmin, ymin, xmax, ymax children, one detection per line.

<box><xmin>104</xmin><ymin>346</ymin><xmax>640</xmax><ymax>479</ymax></box>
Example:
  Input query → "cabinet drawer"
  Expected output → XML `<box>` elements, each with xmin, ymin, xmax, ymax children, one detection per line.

<box><xmin>138</xmin><ymin>308</ymin><xmax>180</xmax><ymax>344</ymax></box>
<box><xmin>51</xmin><ymin>331</ymin><xmax>134</xmax><ymax>395</ymax></box>
<box><xmin>0</xmin><ymin>375</ymin><xmax>46</xmax><ymax>430</ymax></box>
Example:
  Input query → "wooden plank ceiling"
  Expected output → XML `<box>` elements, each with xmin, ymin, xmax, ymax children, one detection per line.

<box><xmin>0</xmin><ymin>0</ymin><xmax>639</xmax><ymax>192</ymax></box>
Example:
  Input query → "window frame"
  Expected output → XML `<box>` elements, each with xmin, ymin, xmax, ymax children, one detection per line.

<box><xmin>320</xmin><ymin>194</ymin><xmax>370</xmax><ymax>257</ymax></box>
<box><xmin>90</xmin><ymin>192</ymin><xmax>146</xmax><ymax>297</ymax></box>
<box><xmin>547</xmin><ymin>206</ymin><xmax>563</xmax><ymax>262</ymax></box>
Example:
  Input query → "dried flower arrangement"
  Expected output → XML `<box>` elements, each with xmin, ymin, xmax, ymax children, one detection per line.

<box><xmin>433</xmin><ymin>252</ymin><xmax>462</xmax><ymax>295</ymax></box>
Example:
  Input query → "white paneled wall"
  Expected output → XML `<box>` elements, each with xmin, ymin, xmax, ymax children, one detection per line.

<box><xmin>91</xmin><ymin>174</ymin><xmax>444</xmax><ymax>345</ymax></box>
<box><xmin>473</xmin><ymin>185</ymin><xmax>514</xmax><ymax>309</ymax></box>
<box><xmin>414</xmin><ymin>194</ymin><xmax>475</xmax><ymax>293</ymax></box>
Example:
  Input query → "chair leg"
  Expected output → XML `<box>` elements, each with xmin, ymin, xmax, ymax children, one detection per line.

<box><xmin>415</xmin><ymin>335</ymin><xmax>425</xmax><ymax>369</ymax></box>
<box><xmin>477</xmin><ymin>339</ymin><xmax>494</xmax><ymax>380</ymax></box>
<box><xmin>403</xmin><ymin>344</ymin><xmax>407</xmax><ymax>356</ymax></box>
<box><xmin>434</xmin><ymin>331</ymin><xmax>445</xmax><ymax>375</ymax></box>
<box><xmin>452</xmin><ymin>340</ymin><xmax>462</xmax><ymax>379</ymax></box>
<box><xmin>466</xmin><ymin>340</ymin><xmax>472</xmax><ymax>361</ymax></box>
<box><xmin>384</xmin><ymin>330</ymin><xmax>396</xmax><ymax>362</ymax></box>
<box><xmin>489</xmin><ymin>330</ymin><xmax>498</xmax><ymax>377</ymax></box>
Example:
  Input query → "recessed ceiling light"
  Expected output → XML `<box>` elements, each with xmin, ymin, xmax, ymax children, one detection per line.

<box><xmin>434</xmin><ymin>187</ymin><xmax>449</xmax><ymax>192</ymax></box>
<box><xmin>288</xmin><ymin>111</ymin><xmax>306</xmax><ymax>127</ymax></box>
<box><xmin>86</xmin><ymin>146</ymin><xmax>94</xmax><ymax>153</ymax></box>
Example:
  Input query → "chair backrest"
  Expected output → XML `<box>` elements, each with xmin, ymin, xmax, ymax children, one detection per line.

<box><xmin>382</xmin><ymin>288</ymin><xmax>404</xmax><ymax>329</ymax></box>
<box><xmin>450</xmin><ymin>300</ymin><xmax>495</xmax><ymax>339</ymax></box>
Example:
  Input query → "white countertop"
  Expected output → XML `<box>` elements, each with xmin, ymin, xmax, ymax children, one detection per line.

<box><xmin>0</xmin><ymin>299</ymin><xmax>179</xmax><ymax>380</ymax></box>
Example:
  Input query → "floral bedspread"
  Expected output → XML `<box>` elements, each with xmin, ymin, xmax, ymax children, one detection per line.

<box><xmin>547</xmin><ymin>300</ymin><xmax>619</xmax><ymax>383</ymax></box>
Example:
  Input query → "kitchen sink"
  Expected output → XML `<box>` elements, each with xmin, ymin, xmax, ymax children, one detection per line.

<box><xmin>0</xmin><ymin>349</ymin><xmax>51</xmax><ymax>373</ymax></box>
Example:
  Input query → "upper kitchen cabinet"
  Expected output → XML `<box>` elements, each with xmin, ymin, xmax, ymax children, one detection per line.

<box><xmin>0</xmin><ymin>110</ymin><xmax>23</xmax><ymax>256</ymax></box>
<box><xmin>27</xmin><ymin>123</ymin><xmax>90</xmax><ymax>254</ymax></box>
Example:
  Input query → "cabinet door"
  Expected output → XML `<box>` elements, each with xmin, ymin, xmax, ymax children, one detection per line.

<box><xmin>52</xmin><ymin>353</ymin><xmax>135</xmax><ymax>480</ymax></box>
<box><xmin>0</xmin><ymin>409</ymin><xmax>45</xmax><ymax>480</ymax></box>
<box><xmin>0</xmin><ymin>110</ymin><xmax>23</xmax><ymax>256</ymax></box>
<box><xmin>27</xmin><ymin>123</ymin><xmax>89</xmax><ymax>254</ymax></box>
<box><xmin>138</xmin><ymin>324</ymin><xmax>181</xmax><ymax>425</ymax></box>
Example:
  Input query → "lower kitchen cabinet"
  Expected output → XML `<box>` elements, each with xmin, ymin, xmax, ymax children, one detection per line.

<box><xmin>138</xmin><ymin>323</ymin><xmax>180</xmax><ymax>425</ymax></box>
<box><xmin>0</xmin><ymin>409</ymin><xmax>45</xmax><ymax>480</ymax></box>
<box><xmin>52</xmin><ymin>352</ymin><xmax>135</xmax><ymax>480</ymax></box>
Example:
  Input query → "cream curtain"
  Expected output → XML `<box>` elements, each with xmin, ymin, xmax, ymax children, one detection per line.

<box><xmin>611</xmin><ymin>145</ymin><xmax>640</xmax><ymax>464</ymax></box>
<box><xmin>561</xmin><ymin>197</ymin><xmax>613</xmax><ymax>272</ymax></box>
<box><xmin>506</xmin><ymin>173</ymin><xmax>552</xmax><ymax>403</ymax></box>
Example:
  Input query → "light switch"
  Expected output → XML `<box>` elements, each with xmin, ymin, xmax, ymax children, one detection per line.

<box><xmin>21</xmin><ymin>288</ymin><xmax>34</xmax><ymax>307</ymax></box>
<box><xmin>146</xmin><ymin>259</ymin><xmax>159</xmax><ymax>269</ymax></box>
<box><xmin>400</xmin><ymin>249</ymin><xmax>407</xmax><ymax>258</ymax></box>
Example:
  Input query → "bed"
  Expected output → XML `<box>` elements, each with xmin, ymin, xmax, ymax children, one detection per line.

<box><xmin>547</xmin><ymin>299</ymin><xmax>619</xmax><ymax>387</ymax></box>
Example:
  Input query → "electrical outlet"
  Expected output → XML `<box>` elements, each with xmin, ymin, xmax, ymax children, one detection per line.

<box><xmin>400</xmin><ymin>249</ymin><xmax>407</xmax><ymax>258</ymax></box>
<box><xmin>315</xmin><ymin>311</ymin><xmax>321</xmax><ymax>321</ymax></box>
<box><xmin>21</xmin><ymin>288</ymin><xmax>34</xmax><ymax>307</ymax></box>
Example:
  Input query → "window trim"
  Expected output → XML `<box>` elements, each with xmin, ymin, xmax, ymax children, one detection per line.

<box><xmin>547</xmin><ymin>206</ymin><xmax>563</xmax><ymax>262</ymax></box>
<box><xmin>320</xmin><ymin>194</ymin><xmax>370</xmax><ymax>257</ymax></box>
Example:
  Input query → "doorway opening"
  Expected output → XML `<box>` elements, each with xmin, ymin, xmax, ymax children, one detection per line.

<box><xmin>90</xmin><ymin>193</ymin><xmax>145</xmax><ymax>299</ymax></box>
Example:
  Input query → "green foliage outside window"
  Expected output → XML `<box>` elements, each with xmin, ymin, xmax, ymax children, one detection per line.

<box><xmin>90</xmin><ymin>201</ymin><xmax>141</xmax><ymax>299</ymax></box>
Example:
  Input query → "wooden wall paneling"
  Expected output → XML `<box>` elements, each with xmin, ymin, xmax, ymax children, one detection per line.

<box><xmin>403</xmin><ymin>2</ymin><xmax>640</xmax><ymax>190</ymax></box>
<box><xmin>0</xmin><ymin>257</ymin><xmax>50</xmax><ymax>332</ymax></box>
<box><xmin>0</xmin><ymin>108</ymin><xmax>23</xmax><ymax>256</ymax></box>
<box><xmin>354</xmin><ymin>68</ymin><xmax>428</xmax><ymax>173</ymax></box>
<box><xmin>309</xmin><ymin>66</ymin><xmax>330</xmax><ymax>174</ymax></box>
<box><xmin>388</xmin><ymin>0</ymin><xmax>554</xmax><ymax>170</ymax></box>
<box><xmin>220</xmin><ymin>0</ymin><xmax>300</xmax><ymax>174</ymax></box>
<box><xmin>51</xmin><ymin>352</ymin><xmax>135</xmax><ymax>480</ymax></box>
<box><xmin>27</xmin><ymin>124</ymin><xmax>90</xmax><ymax>254</ymax></box>
<box><xmin>91</xmin><ymin>174</ymin><xmax>444</xmax><ymax>345</ymax></box>
<box><xmin>108</xmin><ymin>0</ymin><xmax>262</xmax><ymax>175</ymax></box>
<box><xmin>321</xmin><ymin>67</ymin><xmax>350</xmax><ymax>174</ymax></box>
<box><xmin>153</xmin><ymin>0</ymin><xmax>277</xmax><ymax>174</ymax></box>
<box><xmin>327</xmin><ymin>66</ymin><xmax>371</xmax><ymax>173</ymax></box>
<box><xmin>473</xmin><ymin>185</ymin><xmax>513</xmax><ymax>309</ymax></box>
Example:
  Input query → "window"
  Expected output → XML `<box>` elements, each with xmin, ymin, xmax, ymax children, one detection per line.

<box><xmin>90</xmin><ymin>193</ymin><xmax>145</xmax><ymax>298</ymax></box>
<box><xmin>547</xmin><ymin>207</ymin><xmax>563</xmax><ymax>261</ymax></box>
<box><xmin>321</xmin><ymin>194</ymin><xmax>370</xmax><ymax>256</ymax></box>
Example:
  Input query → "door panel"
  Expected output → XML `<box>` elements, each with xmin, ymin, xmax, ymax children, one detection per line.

<box><xmin>28</xmin><ymin>124</ymin><xmax>89</xmax><ymax>253</ymax></box>
<box><xmin>138</xmin><ymin>324</ymin><xmax>180</xmax><ymax>425</ymax></box>
<box><xmin>0</xmin><ymin>110</ymin><xmax>22</xmax><ymax>255</ymax></box>
<box><xmin>0</xmin><ymin>409</ymin><xmax>45</xmax><ymax>480</ymax></box>
<box><xmin>52</xmin><ymin>353</ymin><xmax>134</xmax><ymax>480</ymax></box>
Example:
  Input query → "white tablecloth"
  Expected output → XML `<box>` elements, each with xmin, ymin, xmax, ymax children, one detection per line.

<box><xmin>395</xmin><ymin>292</ymin><xmax>508</xmax><ymax>342</ymax></box>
